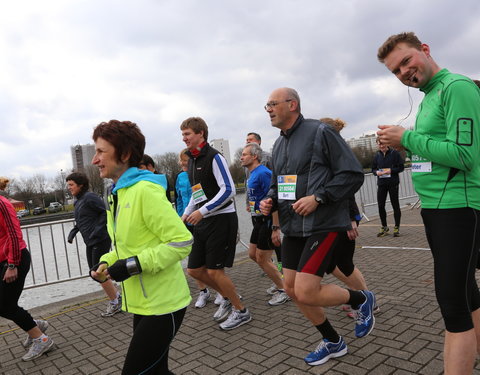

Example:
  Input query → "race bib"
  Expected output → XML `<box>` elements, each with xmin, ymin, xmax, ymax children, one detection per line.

<box><xmin>278</xmin><ymin>175</ymin><xmax>297</xmax><ymax>200</ymax></box>
<box><xmin>192</xmin><ymin>183</ymin><xmax>208</xmax><ymax>204</ymax></box>
<box><xmin>378</xmin><ymin>168</ymin><xmax>391</xmax><ymax>178</ymax></box>
<box><xmin>411</xmin><ymin>154</ymin><xmax>432</xmax><ymax>173</ymax></box>
<box><xmin>249</xmin><ymin>201</ymin><xmax>257</xmax><ymax>214</ymax></box>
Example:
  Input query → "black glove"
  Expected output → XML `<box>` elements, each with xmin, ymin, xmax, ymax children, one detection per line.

<box><xmin>89</xmin><ymin>262</ymin><xmax>108</xmax><ymax>283</ymax></box>
<box><xmin>107</xmin><ymin>256</ymin><xmax>142</xmax><ymax>282</ymax></box>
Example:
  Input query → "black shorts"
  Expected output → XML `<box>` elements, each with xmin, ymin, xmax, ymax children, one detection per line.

<box><xmin>86</xmin><ymin>238</ymin><xmax>112</xmax><ymax>269</ymax></box>
<box><xmin>281</xmin><ymin>232</ymin><xmax>339</xmax><ymax>278</ymax></box>
<box><xmin>188</xmin><ymin>212</ymin><xmax>238</xmax><ymax>269</ymax></box>
<box><xmin>249</xmin><ymin>216</ymin><xmax>274</xmax><ymax>250</ymax></box>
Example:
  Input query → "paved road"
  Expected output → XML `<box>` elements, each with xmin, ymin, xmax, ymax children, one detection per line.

<box><xmin>2</xmin><ymin>207</ymin><xmax>480</xmax><ymax>374</ymax></box>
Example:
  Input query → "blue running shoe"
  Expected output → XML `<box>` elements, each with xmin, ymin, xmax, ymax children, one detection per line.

<box><xmin>354</xmin><ymin>290</ymin><xmax>375</xmax><ymax>338</ymax></box>
<box><xmin>304</xmin><ymin>337</ymin><xmax>347</xmax><ymax>366</ymax></box>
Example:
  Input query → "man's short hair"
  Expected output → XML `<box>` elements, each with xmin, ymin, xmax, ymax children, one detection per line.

<box><xmin>180</xmin><ymin>117</ymin><xmax>209</xmax><ymax>141</ymax></box>
<box><xmin>473</xmin><ymin>80</ymin><xmax>480</xmax><ymax>89</ymax></box>
<box><xmin>377</xmin><ymin>32</ymin><xmax>423</xmax><ymax>63</ymax></box>
<box><xmin>245</xmin><ymin>142</ymin><xmax>263</xmax><ymax>163</ymax></box>
<box><xmin>139</xmin><ymin>154</ymin><xmax>155</xmax><ymax>169</ymax></box>
<box><xmin>92</xmin><ymin>120</ymin><xmax>145</xmax><ymax>168</ymax></box>
<box><xmin>247</xmin><ymin>132</ymin><xmax>261</xmax><ymax>143</ymax></box>
<box><xmin>320</xmin><ymin>117</ymin><xmax>346</xmax><ymax>133</ymax></box>
<box><xmin>285</xmin><ymin>87</ymin><xmax>301</xmax><ymax>113</ymax></box>
<box><xmin>66</xmin><ymin>172</ymin><xmax>89</xmax><ymax>194</ymax></box>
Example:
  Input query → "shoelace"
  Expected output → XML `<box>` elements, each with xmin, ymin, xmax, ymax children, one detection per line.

<box><xmin>313</xmin><ymin>340</ymin><xmax>327</xmax><ymax>353</ymax></box>
<box><xmin>355</xmin><ymin>310</ymin><xmax>367</xmax><ymax>324</ymax></box>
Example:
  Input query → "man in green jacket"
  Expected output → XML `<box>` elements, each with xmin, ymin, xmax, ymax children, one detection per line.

<box><xmin>376</xmin><ymin>32</ymin><xmax>480</xmax><ymax>375</ymax></box>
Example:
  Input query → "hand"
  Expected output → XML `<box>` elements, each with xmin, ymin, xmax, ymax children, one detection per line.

<box><xmin>186</xmin><ymin>210</ymin><xmax>203</xmax><ymax>225</ymax></box>
<box><xmin>181</xmin><ymin>214</ymin><xmax>188</xmax><ymax>222</ymax></box>
<box><xmin>3</xmin><ymin>267</ymin><xmax>18</xmax><ymax>283</ymax></box>
<box><xmin>260</xmin><ymin>198</ymin><xmax>272</xmax><ymax>216</ymax></box>
<box><xmin>271</xmin><ymin>228</ymin><xmax>281</xmax><ymax>247</ymax></box>
<box><xmin>90</xmin><ymin>263</ymin><xmax>108</xmax><ymax>283</ymax></box>
<box><xmin>377</xmin><ymin>125</ymin><xmax>406</xmax><ymax>150</ymax></box>
<box><xmin>292</xmin><ymin>195</ymin><xmax>319</xmax><ymax>216</ymax></box>
<box><xmin>347</xmin><ymin>221</ymin><xmax>359</xmax><ymax>241</ymax></box>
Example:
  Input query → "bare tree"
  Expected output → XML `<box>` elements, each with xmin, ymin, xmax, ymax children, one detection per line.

<box><xmin>229</xmin><ymin>148</ymin><xmax>245</xmax><ymax>185</ymax></box>
<box><xmin>153</xmin><ymin>152</ymin><xmax>181</xmax><ymax>189</ymax></box>
<box><xmin>85</xmin><ymin>165</ymin><xmax>105</xmax><ymax>196</ymax></box>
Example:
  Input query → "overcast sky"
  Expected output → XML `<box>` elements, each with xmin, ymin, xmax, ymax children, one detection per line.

<box><xmin>1</xmin><ymin>0</ymin><xmax>479</xmax><ymax>179</ymax></box>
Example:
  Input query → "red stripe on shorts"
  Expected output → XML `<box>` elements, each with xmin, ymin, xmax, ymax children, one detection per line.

<box><xmin>300</xmin><ymin>232</ymin><xmax>338</xmax><ymax>274</ymax></box>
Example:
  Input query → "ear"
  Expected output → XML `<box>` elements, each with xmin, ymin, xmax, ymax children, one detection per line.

<box><xmin>120</xmin><ymin>151</ymin><xmax>132</xmax><ymax>164</ymax></box>
<box><xmin>421</xmin><ymin>43</ymin><xmax>431</xmax><ymax>58</ymax></box>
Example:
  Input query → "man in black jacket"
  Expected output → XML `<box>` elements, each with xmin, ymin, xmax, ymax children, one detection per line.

<box><xmin>66</xmin><ymin>172</ymin><xmax>121</xmax><ymax>317</ymax></box>
<box><xmin>260</xmin><ymin>87</ymin><xmax>375</xmax><ymax>366</ymax></box>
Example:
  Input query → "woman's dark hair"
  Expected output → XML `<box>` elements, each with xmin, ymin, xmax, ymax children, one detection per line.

<box><xmin>92</xmin><ymin>120</ymin><xmax>145</xmax><ymax>167</ymax></box>
<box><xmin>139</xmin><ymin>154</ymin><xmax>155</xmax><ymax>169</ymax></box>
<box><xmin>66</xmin><ymin>172</ymin><xmax>89</xmax><ymax>194</ymax></box>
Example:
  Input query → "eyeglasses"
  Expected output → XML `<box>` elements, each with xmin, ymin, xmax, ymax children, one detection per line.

<box><xmin>264</xmin><ymin>99</ymin><xmax>292</xmax><ymax>111</ymax></box>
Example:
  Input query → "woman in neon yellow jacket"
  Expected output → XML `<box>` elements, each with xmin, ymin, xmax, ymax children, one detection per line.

<box><xmin>90</xmin><ymin>120</ymin><xmax>192</xmax><ymax>375</ymax></box>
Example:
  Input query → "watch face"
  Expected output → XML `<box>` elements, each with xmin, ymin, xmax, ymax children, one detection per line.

<box><xmin>8</xmin><ymin>264</ymin><xmax>16</xmax><ymax>269</ymax></box>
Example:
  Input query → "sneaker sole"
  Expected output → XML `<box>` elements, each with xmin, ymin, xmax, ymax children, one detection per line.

<box><xmin>219</xmin><ymin>316</ymin><xmax>252</xmax><ymax>331</ymax></box>
<box><xmin>101</xmin><ymin>308</ymin><xmax>122</xmax><ymax>317</ymax></box>
<box><xmin>213</xmin><ymin>308</ymin><xmax>232</xmax><ymax>322</ymax></box>
<box><xmin>305</xmin><ymin>347</ymin><xmax>348</xmax><ymax>366</ymax></box>
<box><xmin>268</xmin><ymin>297</ymin><xmax>291</xmax><ymax>306</ymax></box>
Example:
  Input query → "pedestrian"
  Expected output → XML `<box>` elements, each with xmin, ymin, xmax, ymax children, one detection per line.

<box><xmin>180</xmin><ymin>117</ymin><xmax>252</xmax><ymax>330</ymax></box>
<box><xmin>175</xmin><ymin>148</ymin><xmax>223</xmax><ymax>308</ymax></box>
<box><xmin>90</xmin><ymin>120</ymin><xmax>193</xmax><ymax>374</ymax></box>
<box><xmin>139</xmin><ymin>154</ymin><xmax>172</xmax><ymax>202</ymax></box>
<box><xmin>66</xmin><ymin>172</ymin><xmax>122</xmax><ymax>317</ymax></box>
<box><xmin>372</xmin><ymin>137</ymin><xmax>404</xmax><ymax>237</ymax></box>
<box><xmin>377</xmin><ymin>31</ymin><xmax>480</xmax><ymax>374</ymax></box>
<box><xmin>320</xmin><ymin>117</ymin><xmax>379</xmax><ymax>318</ymax></box>
<box><xmin>0</xmin><ymin>177</ymin><xmax>55</xmax><ymax>361</ymax></box>
<box><xmin>241</xmin><ymin>143</ymin><xmax>290</xmax><ymax>306</ymax></box>
<box><xmin>260</xmin><ymin>88</ymin><xmax>375</xmax><ymax>366</ymax></box>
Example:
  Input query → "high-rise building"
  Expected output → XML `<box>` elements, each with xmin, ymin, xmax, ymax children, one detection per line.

<box><xmin>210</xmin><ymin>138</ymin><xmax>232</xmax><ymax>165</ymax></box>
<box><xmin>71</xmin><ymin>144</ymin><xmax>95</xmax><ymax>172</ymax></box>
<box><xmin>346</xmin><ymin>133</ymin><xmax>377</xmax><ymax>152</ymax></box>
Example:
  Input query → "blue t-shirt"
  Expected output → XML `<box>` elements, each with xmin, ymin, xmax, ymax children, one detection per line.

<box><xmin>247</xmin><ymin>164</ymin><xmax>272</xmax><ymax>215</ymax></box>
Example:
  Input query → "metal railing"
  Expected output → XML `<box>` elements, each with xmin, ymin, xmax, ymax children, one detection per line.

<box><xmin>21</xmin><ymin>218</ymin><xmax>89</xmax><ymax>290</ymax></box>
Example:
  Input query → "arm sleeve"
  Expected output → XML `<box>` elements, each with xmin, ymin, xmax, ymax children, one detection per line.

<box><xmin>0</xmin><ymin>200</ymin><xmax>23</xmax><ymax>265</ymax></box>
<box><xmin>136</xmin><ymin>184</ymin><xmax>193</xmax><ymax>273</ymax></box>
<box><xmin>314</xmin><ymin>127</ymin><xmax>365</xmax><ymax>203</ymax></box>
<box><xmin>390</xmin><ymin>151</ymin><xmax>405</xmax><ymax>175</ymax></box>
<box><xmin>402</xmin><ymin>80</ymin><xmax>480</xmax><ymax>171</ymax></box>
<box><xmin>198</xmin><ymin>154</ymin><xmax>236</xmax><ymax>216</ymax></box>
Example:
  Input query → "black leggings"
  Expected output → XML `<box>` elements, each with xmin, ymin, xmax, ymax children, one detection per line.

<box><xmin>422</xmin><ymin>208</ymin><xmax>480</xmax><ymax>333</ymax></box>
<box><xmin>0</xmin><ymin>249</ymin><xmax>36</xmax><ymax>332</ymax></box>
<box><xmin>377</xmin><ymin>183</ymin><xmax>401</xmax><ymax>227</ymax></box>
<box><xmin>122</xmin><ymin>307</ymin><xmax>187</xmax><ymax>375</ymax></box>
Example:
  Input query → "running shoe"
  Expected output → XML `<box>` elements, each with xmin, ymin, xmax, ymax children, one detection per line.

<box><xmin>304</xmin><ymin>337</ymin><xmax>348</xmax><ymax>366</ymax></box>
<box><xmin>354</xmin><ymin>290</ymin><xmax>375</xmax><ymax>338</ymax></box>
<box><xmin>393</xmin><ymin>226</ymin><xmax>400</xmax><ymax>237</ymax></box>
<box><xmin>22</xmin><ymin>336</ymin><xmax>54</xmax><ymax>361</ymax></box>
<box><xmin>213</xmin><ymin>299</ymin><xmax>232</xmax><ymax>322</ymax></box>
<box><xmin>266</xmin><ymin>284</ymin><xmax>278</xmax><ymax>295</ymax></box>
<box><xmin>194</xmin><ymin>289</ymin><xmax>210</xmax><ymax>308</ymax></box>
<box><xmin>377</xmin><ymin>226</ymin><xmax>389</xmax><ymax>237</ymax></box>
<box><xmin>268</xmin><ymin>290</ymin><xmax>291</xmax><ymax>306</ymax></box>
<box><xmin>214</xmin><ymin>292</ymin><xmax>224</xmax><ymax>305</ymax></box>
<box><xmin>101</xmin><ymin>295</ymin><xmax>122</xmax><ymax>317</ymax></box>
<box><xmin>219</xmin><ymin>308</ymin><xmax>252</xmax><ymax>330</ymax></box>
<box><xmin>22</xmin><ymin>320</ymin><xmax>49</xmax><ymax>348</ymax></box>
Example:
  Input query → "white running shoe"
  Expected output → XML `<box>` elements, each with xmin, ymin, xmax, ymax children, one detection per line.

<box><xmin>195</xmin><ymin>289</ymin><xmax>210</xmax><ymax>308</ymax></box>
<box><xmin>219</xmin><ymin>308</ymin><xmax>252</xmax><ymax>330</ymax></box>
<box><xmin>213</xmin><ymin>299</ymin><xmax>232</xmax><ymax>322</ymax></box>
<box><xmin>22</xmin><ymin>336</ymin><xmax>54</xmax><ymax>361</ymax></box>
<box><xmin>214</xmin><ymin>292</ymin><xmax>224</xmax><ymax>305</ymax></box>
<box><xmin>268</xmin><ymin>290</ymin><xmax>291</xmax><ymax>306</ymax></box>
<box><xmin>22</xmin><ymin>320</ymin><xmax>49</xmax><ymax>348</ymax></box>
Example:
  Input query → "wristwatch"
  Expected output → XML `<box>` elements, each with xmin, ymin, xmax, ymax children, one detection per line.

<box><xmin>7</xmin><ymin>264</ymin><xmax>16</xmax><ymax>270</ymax></box>
<box><xmin>314</xmin><ymin>195</ymin><xmax>324</xmax><ymax>204</ymax></box>
<box><xmin>271</xmin><ymin>225</ymin><xmax>280</xmax><ymax>231</ymax></box>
